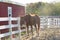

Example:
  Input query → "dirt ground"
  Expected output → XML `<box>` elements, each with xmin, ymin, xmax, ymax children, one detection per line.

<box><xmin>30</xmin><ymin>28</ymin><xmax>60</xmax><ymax>40</ymax></box>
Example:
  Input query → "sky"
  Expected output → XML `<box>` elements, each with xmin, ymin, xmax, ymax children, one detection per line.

<box><xmin>11</xmin><ymin>0</ymin><xmax>60</xmax><ymax>5</ymax></box>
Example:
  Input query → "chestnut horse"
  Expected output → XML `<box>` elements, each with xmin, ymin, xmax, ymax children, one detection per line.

<box><xmin>20</xmin><ymin>14</ymin><xmax>40</xmax><ymax>36</ymax></box>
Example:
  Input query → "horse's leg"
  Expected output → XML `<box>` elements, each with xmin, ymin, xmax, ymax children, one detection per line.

<box><xmin>34</xmin><ymin>24</ymin><xmax>37</xmax><ymax>34</ymax></box>
<box><xmin>26</xmin><ymin>24</ymin><xmax>29</xmax><ymax>36</ymax></box>
<box><xmin>31</xmin><ymin>25</ymin><xmax>33</xmax><ymax>36</ymax></box>
<box><xmin>31</xmin><ymin>25</ymin><xmax>34</xmax><ymax>39</ymax></box>
<box><xmin>25</xmin><ymin>24</ymin><xmax>29</xmax><ymax>39</ymax></box>
<box><xmin>37</xmin><ymin>24</ymin><xmax>40</xmax><ymax>36</ymax></box>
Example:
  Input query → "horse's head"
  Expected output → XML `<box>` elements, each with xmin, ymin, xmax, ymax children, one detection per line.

<box><xmin>20</xmin><ymin>16</ymin><xmax>25</xmax><ymax>26</ymax></box>
<box><xmin>20</xmin><ymin>14</ymin><xmax>30</xmax><ymax>25</ymax></box>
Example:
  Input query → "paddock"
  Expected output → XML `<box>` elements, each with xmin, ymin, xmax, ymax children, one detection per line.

<box><xmin>0</xmin><ymin>1</ymin><xmax>60</xmax><ymax>40</ymax></box>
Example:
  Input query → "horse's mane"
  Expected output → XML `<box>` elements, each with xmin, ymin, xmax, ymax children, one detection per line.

<box><xmin>30</xmin><ymin>14</ymin><xmax>35</xmax><ymax>16</ymax></box>
<box><xmin>26</xmin><ymin>14</ymin><xmax>38</xmax><ymax>17</ymax></box>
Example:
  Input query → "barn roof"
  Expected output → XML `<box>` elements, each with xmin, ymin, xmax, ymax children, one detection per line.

<box><xmin>0</xmin><ymin>1</ymin><xmax>25</xmax><ymax>6</ymax></box>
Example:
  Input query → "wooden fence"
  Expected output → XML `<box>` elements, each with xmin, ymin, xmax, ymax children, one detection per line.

<box><xmin>0</xmin><ymin>17</ymin><xmax>21</xmax><ymax>40</ymax></box>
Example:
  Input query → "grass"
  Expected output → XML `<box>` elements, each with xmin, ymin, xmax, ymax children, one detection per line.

<box><xmin>21</xmin><ymin>31</ymin><xmax>26</xmax><ymax>35</ymax></box>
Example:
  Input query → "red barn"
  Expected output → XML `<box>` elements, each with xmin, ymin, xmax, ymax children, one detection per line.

<box><xmin>0</xmin><ymin>2</ymin><xmax>25</xmax><ymax>17</ymax></box>
<box><xmin>0</xmin><ymin>1</ymin><xmax>25</xmax><ymax>40</ymax></box>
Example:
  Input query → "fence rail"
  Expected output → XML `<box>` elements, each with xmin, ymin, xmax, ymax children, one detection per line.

<box><xmin>0</xmin><ymin>17</ymin><xmax>21</xmax><ymax>40</ymax></box>
<box><xmin>0</xmin><ymin>17</ymin><xmax>29</xmax><ymax>40</ymax></box>
<box><xmin>0</xmin><ymin>16</ymin><xmax>60</xmax><ymax>40</ymax></box>
<box><xmin>40</xmin><ymin>16</ymin><xmax>60</xmax><ymax>28</ymax></box>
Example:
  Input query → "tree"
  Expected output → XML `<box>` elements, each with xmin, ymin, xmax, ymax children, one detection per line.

<box><xmin>26</xmin><ymin>2</ymin><xmax>60</xmax><ymax>16</ymax></box>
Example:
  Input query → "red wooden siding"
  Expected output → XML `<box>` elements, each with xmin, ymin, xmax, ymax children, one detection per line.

<box><xmin>0</xmin><ymin>2</ymin><xmax>25</xmax><ymax>17</ymax></box>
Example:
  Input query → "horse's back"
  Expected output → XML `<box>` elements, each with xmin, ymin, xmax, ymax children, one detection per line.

<box><xmin>30</xmin><ymin>15</ymin><xmax>40</xmax><ymax>25</ymax></box>
<box><xmin>20</xmin><ymin>14</ymin><xmax>40</xmax><ymax>26</ymax></box>
<box><xmin>35</xmin><ymin>15</ymin><xmax>40</xmax><ymax>24</ymax></box>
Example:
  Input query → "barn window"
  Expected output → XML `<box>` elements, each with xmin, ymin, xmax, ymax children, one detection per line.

<box><xmin>8</xmin><ymin>7</ymin><xmax>12</xmax><ymax>17</ymax></box>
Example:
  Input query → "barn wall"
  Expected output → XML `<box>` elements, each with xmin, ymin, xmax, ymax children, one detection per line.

<box><xmin>0</xmin><ymin>2</ymin><xmax>25</xmax><ymax>17</ymax></box>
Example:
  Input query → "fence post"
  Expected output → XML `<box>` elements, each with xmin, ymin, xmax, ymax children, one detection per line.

<box><xmin>8</xmin><ymin>17</ymin><xmax>12</xmax><ymax>40</ymax></box>
<box><xmin>17</xmin><ymin>17</ymin><xmax>21</xmax><ymax>40</ymax></box>
<box><xmin>0</xmin><ymin>37</ymin><xmax>1</xmax><ymax>40</ymax></box>
<box><xmin>8</xmin><ymin>7</ymin><xmax>12</xmax><ymax>40</ymax></box>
